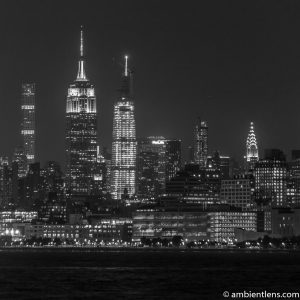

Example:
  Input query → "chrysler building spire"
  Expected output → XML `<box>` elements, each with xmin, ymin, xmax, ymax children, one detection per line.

<box><xmin>76</xmin><ymin>26</ymin><xmax>88</xmax><ymax>81</ymax></box>
<box><xmin>245</xmin><ymin>121</ymin><xmax>259</xmax><ymax>170</ymax></box>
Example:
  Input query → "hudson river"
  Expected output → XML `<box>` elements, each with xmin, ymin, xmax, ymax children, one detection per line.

<box><xmin>0</xmin><ymin>249</ymin><xmax>299</xmax><ymax>299</ymax></box>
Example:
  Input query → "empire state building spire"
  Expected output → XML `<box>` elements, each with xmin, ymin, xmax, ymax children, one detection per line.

<box><xmin>76</xmin><ymin>26</ymin><xmax>88</xmax><ymax>81</ymax></box>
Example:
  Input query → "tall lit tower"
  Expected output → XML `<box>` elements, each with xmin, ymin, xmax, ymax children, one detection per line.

<box><xmin>245</xmin><ymin>122</ymin><xmax>259</xmax><ymax>170</ymax></box>
<box><xmin>65</xmin><ymin>27</ymin><xmax>98</xmax><ymax>195</ymax></box>
<box><xmin>193</xmin><ymin>118</ymin><xmax>208</xmax><ymax>168</ymax></box>
<box><xmin>111</xmin><ymin>56</ymin><xmax>137</xmax><ymax>200</ymax></box>
<box><xmin>21</xmin><ymin>83</ymin><xmax>36</xmax><ymax>164</ymax></box>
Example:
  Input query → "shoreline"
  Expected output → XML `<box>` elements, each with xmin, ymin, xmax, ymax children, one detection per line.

<box><xmin>0</xmin><ymin>246</ymin><xmax>297</xmax><ymax>253</ymax></box>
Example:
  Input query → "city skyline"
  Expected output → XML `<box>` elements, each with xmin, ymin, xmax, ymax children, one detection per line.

<box><xmin>1</xmin><ymin>2</ymin><xmax>300</xmax><ymax>299</ymax></box>
<box><xmin>1</xmin><ymin>1</ymin><xmax>300</xmax><ymax>166</ymax></box>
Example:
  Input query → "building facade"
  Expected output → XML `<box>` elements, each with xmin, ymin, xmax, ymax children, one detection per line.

<box><xmin>220</xmin><ymin>176</ymin><xmax>255</xmax><ymax>211</ymax></box>
<box><xmin>132</xmin><ymin>209</ymin><xmax>258</xmax><ymax>243</ymax></box>
<box><xmin>111</xmin><ymin>56</ymin><xmax>137</xmax><ymax>200</ymax></box>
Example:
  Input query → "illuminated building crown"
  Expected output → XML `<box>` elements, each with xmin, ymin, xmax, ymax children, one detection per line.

<box><xmin>246</xmin><ymin>122</ymin><xmax>259</xmax><ymax>162</ymax></box>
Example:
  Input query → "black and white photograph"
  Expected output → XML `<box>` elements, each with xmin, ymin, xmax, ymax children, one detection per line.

<box><xmin>0</xmin><ymin>1</ymin><xmax>300</xmax><ymax>299</ymax></box>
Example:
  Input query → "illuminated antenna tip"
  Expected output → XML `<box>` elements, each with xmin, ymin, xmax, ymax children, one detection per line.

<box><xmin>124</xmin><ymin>55</ymin><xmax>128</xmax><ymax>76</ymax></box>
<box><xmin>80</xmin><ymin>26</ymin><xmax>84</xmax><ymax>57</ymax></box>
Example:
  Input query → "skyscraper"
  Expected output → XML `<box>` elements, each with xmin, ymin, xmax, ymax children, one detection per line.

<box><xmin>193</xmin><ymin>118</ymin><xmax>208</xmax><ymax>168</ymax></box>
<box><xmin>245</xmin><ymin>121</ymin><xmax>259</xmax><ymax>170</ymax></box>
<box><xmin>65</xmin><ymin>27</ymin><xmax>98</xmax><ymax>195</ymax></box>
<box><xmin>111</xmin><ymin>56</ymin><xmax>137</xmax><ymax>200</ymax></box>
<box><xmin>137</xmin><ymin>136</ymin><xmax>166</xmax><ymax>200</ymax></box>
<box><xmin>21</xmin><ymin>83</ymin><xmax>35</xmax><ymax>164</ymax></box>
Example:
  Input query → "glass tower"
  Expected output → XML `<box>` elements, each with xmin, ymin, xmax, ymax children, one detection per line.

<box><xmin>111</xmin><ymin>56</ymin><xmax>137</xmax><ymax>200</ymax></box>
<box><xmin>65</xmin><ymin>27</ymin><xmax>98</xmax><ymax>195</ymax></box>
<box><xmin>21</xmin><ymin>83</ymin><xmax>35</xmax><ymax>164</ymax></box>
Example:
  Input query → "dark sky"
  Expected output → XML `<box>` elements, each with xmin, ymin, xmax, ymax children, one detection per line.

<box><xmin>1</xmin><ymin>0</ymin><xmax>300</xmax><ymax>167</ymax></box>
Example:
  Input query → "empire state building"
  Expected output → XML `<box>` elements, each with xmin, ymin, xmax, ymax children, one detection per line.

<box><xmin>65</xmin><ymin>27</ymin><xmax>98</xmax><ymax>195</ymax></box>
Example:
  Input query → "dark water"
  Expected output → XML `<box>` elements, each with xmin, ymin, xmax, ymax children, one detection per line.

<box><xmin>0</xmin><ymin>249</ymin><xmax>299</xmax><ymax>299</ymax></box>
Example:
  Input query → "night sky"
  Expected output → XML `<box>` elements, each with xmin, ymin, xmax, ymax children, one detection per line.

<box><xmin>1</xmin><ymin>0</ymin><xmax>300</xmax><ymax>167</ymax></box>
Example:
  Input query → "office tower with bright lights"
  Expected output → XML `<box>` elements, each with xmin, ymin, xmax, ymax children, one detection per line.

<box><xmin>137</xmin><ymin>137</ymin><xmax>166</xmax><ymax>200</ymax></box>
<box><xmin>65</xmin><ymin>28</ymin><xmax>98</xmax><ymax>195</ymax></box>
<box><xmin>245</xmin><ymin>121</ymin><xmax>259</xmax><ymax>170</ymax></box>
<box><xmin>254</xmin><ymin>149</ymin><xmax>287</xmax><ymax>208</ymax></box>
<box><xmin>111</xmin><ymin>56</ymin><xmax>137</xmax><ymax>200</ymax></box>
<box><xmin>165</xmin><ymin>139</ymin><xmax>181</xmax><ymax>183</ymax></box>
<box><xmin>21</xmin><ymin>83</ymin><xmax>36</xmax><ymax>164</ymax></box>
<box><xmin>193</xmin><ymin>118</ymin><xmax>208</xmax><ymax>168</ymax></box>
